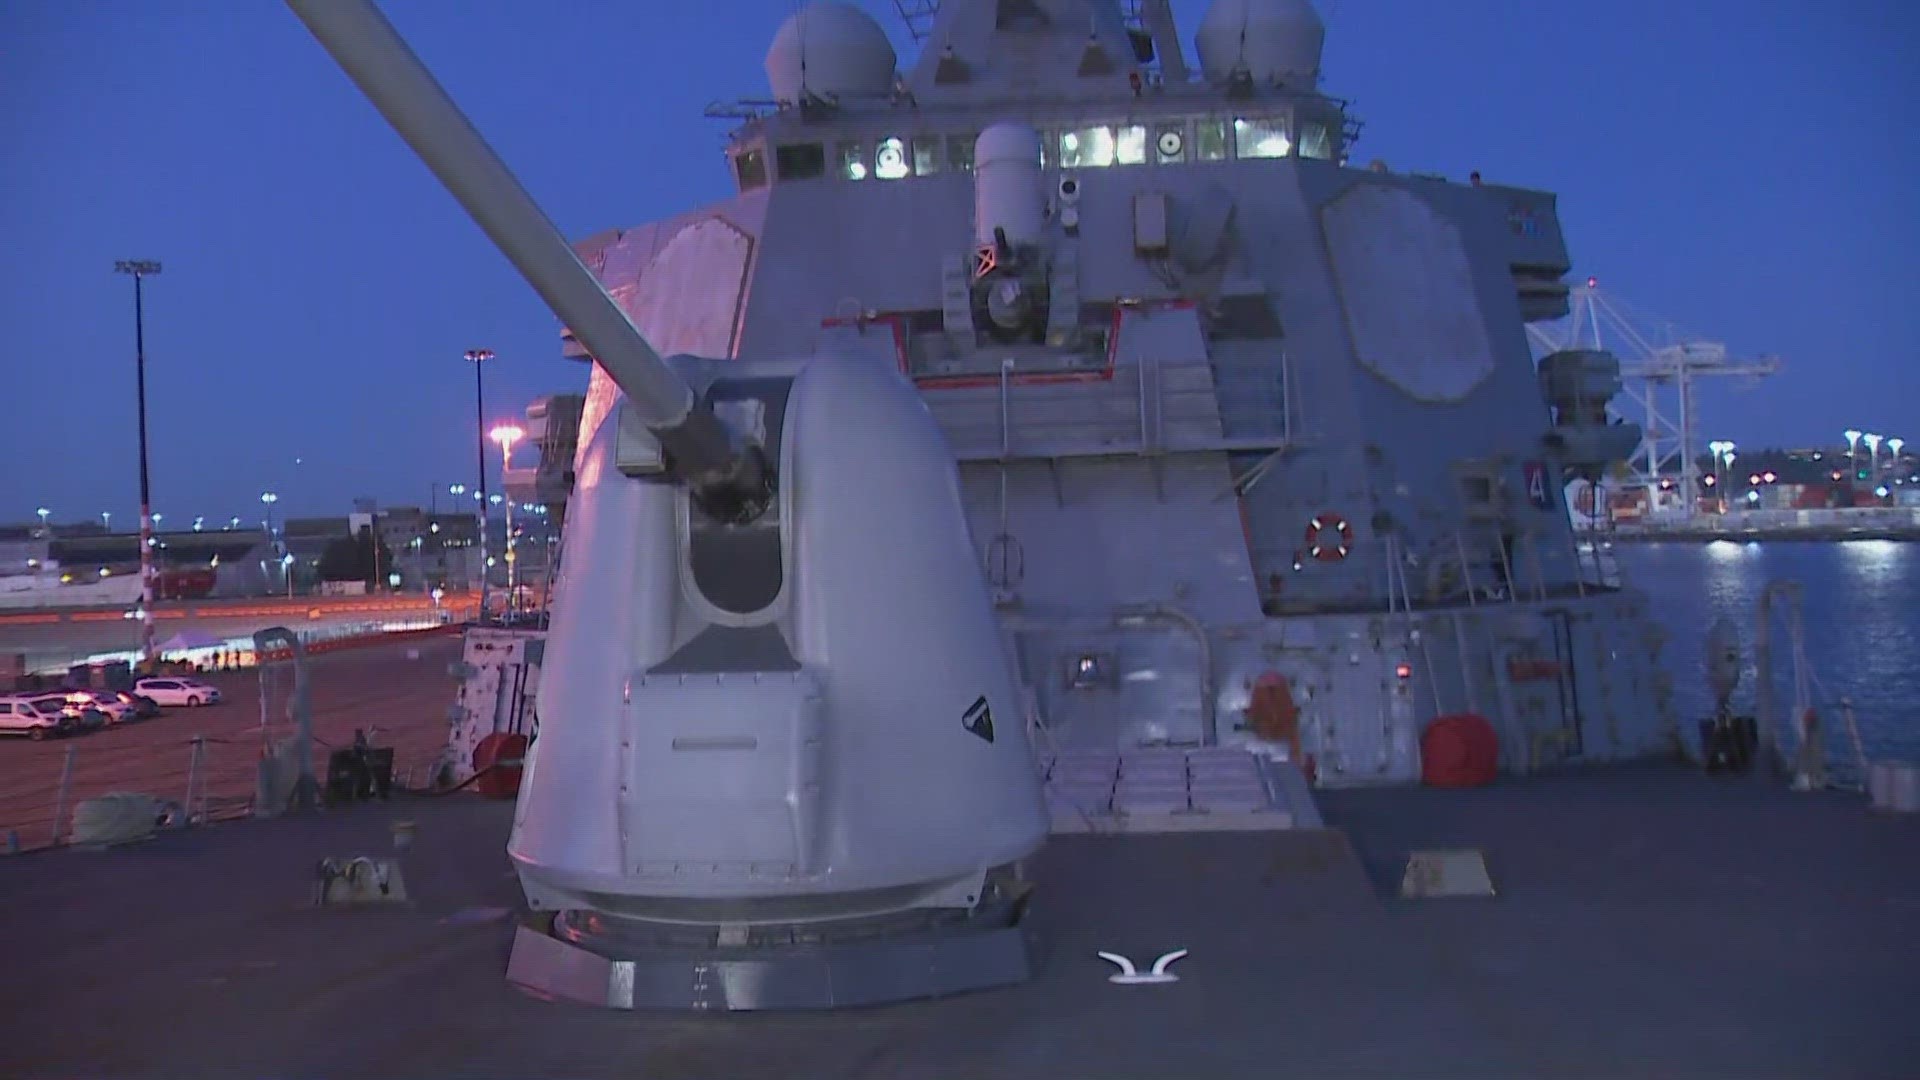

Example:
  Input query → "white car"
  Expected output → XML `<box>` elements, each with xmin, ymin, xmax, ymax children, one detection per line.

<box><xmin>66</xmin><ymin>690</ymin><xmax>134</xmax><ymax>723</ymax></box>
<box><xmin>0</xmin><ymin>695</ymin><xmax>75</xmax><ymax>740</ymax></box>
<box><xmin>132</xmin><ymin>677</ymin><xmax>222</xmax><ymax>707</ymax></box>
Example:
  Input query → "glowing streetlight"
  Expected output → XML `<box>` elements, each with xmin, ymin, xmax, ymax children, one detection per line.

<box><xmin>101</xmin><ymin>511</ymin><xmax>112</xmax><ymax>531</ymax></box>
<box><xmin>490</xmin><ymin>424</ymin><xmax>525</xmax><ymax>614</ymax></box>
<box><xmin>193</xmin><ymin>515</ymin><xmax>204</xmax><ymax>532</ymax></box>
<box><xmin>228</xmin><ymin>516</ymin><xmax>241</xmax><ymax>530</ymax></box>
<box><xmin>35</xmin><ymin>507</ymin><xmax>50</xmax><ymax>531</ymax></box>
<box><xmin>1890</xmin><ymin>437</ymin><xmax>1906</xmax><ymax>461</ymax></box>
<box><xmin>260</xmin><ymin>492</ymin><xmax>280</xmax><ymax>572</ymax></box>
<box><xmin>1845</xmin><ymin>429</ymin><xmax>1863</xmax><ymax>478</ymax></box>
<box><xmin>1864</xmin><ymin>433</ymin><xmax>1883</xmax><ymax>478</ymax></box>
<box><xmin>1706</xmin><ymin>441</ymin><xmax>1734</xmax><ymax>513</ymax></box>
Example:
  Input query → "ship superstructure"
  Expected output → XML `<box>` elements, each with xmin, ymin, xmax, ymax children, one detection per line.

<box><xmin>525</xmin><ymin>0</ymin><xmax>1668</xmax><ymax>785</ymax></box>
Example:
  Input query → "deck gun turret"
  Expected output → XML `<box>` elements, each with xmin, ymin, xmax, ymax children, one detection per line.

<box><xmin>286</xmin><ymin>0</ymin><xmax>1050</xmax><ymax>1012</ymax></box>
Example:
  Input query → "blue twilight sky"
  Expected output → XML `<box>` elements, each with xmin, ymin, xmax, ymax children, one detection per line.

<box><xmin>2</xmin><ymin>0</ymin><xmax>1916</xmax><ymax>526</ymax></box>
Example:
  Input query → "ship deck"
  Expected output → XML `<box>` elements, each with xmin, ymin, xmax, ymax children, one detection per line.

<box><xmin>2</xmin><ymin>767</ymin><xmax>1914</xmax><ymax>1079</ymax></box>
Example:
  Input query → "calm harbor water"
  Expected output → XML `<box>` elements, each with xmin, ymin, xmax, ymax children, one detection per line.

<box><xmin>1615</xmin><ymin>540</ymin><xmax>1920</xmax><ymax>765</ymax></box>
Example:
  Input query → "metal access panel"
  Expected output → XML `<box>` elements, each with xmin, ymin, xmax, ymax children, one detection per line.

<box><xmin>1132</xmin><ymin>192</ymin><xmax>1170</xmax><ymax>256</ymax></box>
<box><xmin>618</xmin><ymin>671</ymin><xmax>825</xmax><ymax>881</ymax></box>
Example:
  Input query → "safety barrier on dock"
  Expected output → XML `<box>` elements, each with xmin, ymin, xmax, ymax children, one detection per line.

<box><xmin>1</xmin><ymin>627</ymin><xmax>464</xmax><ymax>854</ymax></box>
<box><xmin>0</xmin><ymin>592</ymin><xmax>480</xmax><ymax>626</ymax></box>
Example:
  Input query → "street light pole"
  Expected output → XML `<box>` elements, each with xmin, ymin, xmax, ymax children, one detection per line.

<box><xmin>490</xmin><ymin>424</ymin><xmax>524</xmax><ymax>617</ymax></box>
<box><xmin>463</xmin><ymin>348</ymin><xmax>494</xmax><ymax>620</ymax></box>
<box><xmin>115</xmin><ymin>259</ymin><xmax>162</xmax><ymax>669</ymax></box>
<box><xmin>261</xmin><ymin>491</ymin><xmax>280</xmax><ymax>595</ymax></box>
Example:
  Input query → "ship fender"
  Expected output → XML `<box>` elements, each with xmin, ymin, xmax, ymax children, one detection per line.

<box><xmin>1420</xmin><ymin>714</ymin><xmax>1500</xmax><ymax>788</ymax></box>
<box><xmin>1304</xmin><ymin>513</ymin><xmax>1353</xmax><ymax>561</ymax></box>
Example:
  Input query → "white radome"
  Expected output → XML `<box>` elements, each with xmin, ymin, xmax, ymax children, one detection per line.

<box><xmin>1195</xmin><ymin>0</ymin><xmax>1325</xmax><ymax>86</ymax></box>
<box><xmin>765</xmin><ymin>0</ymin><xmax>898</xmax><ymax>105</ymax></box>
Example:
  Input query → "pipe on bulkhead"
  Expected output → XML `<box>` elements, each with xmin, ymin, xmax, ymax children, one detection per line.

<box><xmin>1113</xmin><ymin>603</ymin><xmax>1216</xmax><ymax>745</ymax></box>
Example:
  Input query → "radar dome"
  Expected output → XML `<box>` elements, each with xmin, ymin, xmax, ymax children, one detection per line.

<box><xmin>1195</xmin><ymin>0</ymin><xmax>1325</xmax><ymax>86</ymax></box>
<box><xmin>766</xmin><ymin>1</ymin><xmax>898</xmax><ymax>105</ymax></box>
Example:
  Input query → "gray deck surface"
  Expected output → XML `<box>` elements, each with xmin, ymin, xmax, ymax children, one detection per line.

<box><xmin>2</xmin><ymin>768</ymin><xmax>1914</xmax><ymax>1079</ymax></box>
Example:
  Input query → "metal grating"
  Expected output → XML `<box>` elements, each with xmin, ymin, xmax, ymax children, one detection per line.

<box><xmin>1039</xmin><ymin>746</ymin><xmax>1312</xmax><ymax>832</ymax></box>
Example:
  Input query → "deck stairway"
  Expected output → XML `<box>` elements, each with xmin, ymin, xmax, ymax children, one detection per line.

<box><xmin>1040</xmin><ymin>746</ymin><xmax>1323</xmax><ymax>833</ymax></box>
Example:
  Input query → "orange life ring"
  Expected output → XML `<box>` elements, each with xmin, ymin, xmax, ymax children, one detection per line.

<box><xmin>1304</xmin><ymin>514</ymin><xmax>1353</xmax><ymax>561</ymax></box>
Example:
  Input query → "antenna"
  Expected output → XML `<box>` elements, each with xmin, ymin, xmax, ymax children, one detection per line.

<box><xmin>891</xmin><ymin>0</ymin><xmax>939</xmax><ymax>43</ymax></box>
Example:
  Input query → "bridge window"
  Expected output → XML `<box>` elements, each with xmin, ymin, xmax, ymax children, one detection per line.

<box><xmin>1233</xmin><ymin>117</ymin><xmax>1291</xmax><ymax>159</ymax></box>
<box><xmin>1115</xmin><ymin>124</ymin><xmax>1147</xmax><ymax>165</ymax></box>
<box><xmin>874</xmin><ymin>137</ymin><xmax>910</xmax><ymax>179</ymax></box>
<box><xmin>947</xmin><ymin>133</ymin><xmax>976</xmax><ymax>172</ymax></box>
<box><xmin>1298</xmin><ymin>121</ymin><xmax>1332</xmax><ymax>161</ymax></box>
<box><xmin>1059</xmin><ymin>125</ymin><xmax>1115</xmax><ymax>168</ymax></box>
<box><xmin>837</xmin><ymin>140</ymin><xmax>868</xmax><ymax>180</ymax></box>
<box><xmin>1196</xmin><ymin>118</ymin><xmax>1229</xmax><ymax>161</ymax></box>
<box><xmin>775</xmin><ymin>142</ymin><xmax>826</xmax><ymax>180</ymax></box>
<box><xmin>733</xmin><ymin>146</ymin><xmax>767</xmax><ymax>191</ymax></box>
<box><xmin>912</xmin><ymin>136</ymin><xmax>943</xmax><ymax>175</ymax></box>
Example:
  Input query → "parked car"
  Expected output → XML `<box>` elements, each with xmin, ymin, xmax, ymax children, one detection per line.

<box><xmin>111</xmin><ymin>690</ymin><xmax>163</xmax><ymax>720</ymax></box>
<box><xmin>131</xmin><ymin>677</ymin><xmax>222</xmax><ymax>708</ymax></box>
<box><xmin>66</xmin><ymin>690</ymin><xmax>135</xmax><ymax>724</ymax></box>
<box><xmin>0</xmin><ymin>695</ymin><xmax>74</xmax><ymax>740</ymax></box>
<box><xmin>25</xmin><ymin>693</ymin><xmax>106</xmax><ymax>732</ymax></box>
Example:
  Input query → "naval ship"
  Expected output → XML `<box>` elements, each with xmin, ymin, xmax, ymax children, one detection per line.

<box><xmin>5</xmin><ymin>2</ymin><xmax>1914</xmax><ymax>1076</ymax></box>
<box><xmin>496</xmin><ymin>0</ymin><xmax>1664</xmax><ymax>788</ymax></box>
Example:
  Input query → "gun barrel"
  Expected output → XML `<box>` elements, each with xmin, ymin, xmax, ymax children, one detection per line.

<box><xmin>284</xmin><ymin>0</ymin><xmax>743</xmax><ymax>491</ymax></box>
